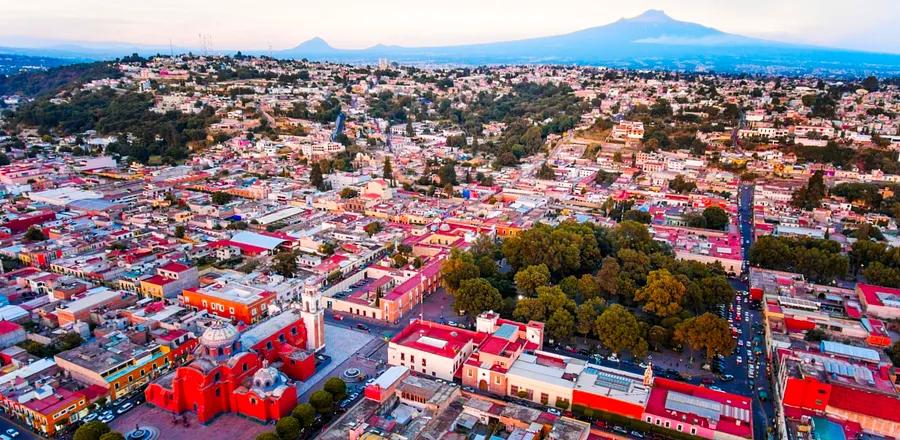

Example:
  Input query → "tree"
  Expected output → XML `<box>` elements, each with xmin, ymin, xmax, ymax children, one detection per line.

<box><xmin>309</xmin><ymin>162</ymin><xmax>325</xmax><ymax>191</ymax></box>
<box><xmin>323</xmin><ymin>377</ymin><xmax>347</xmax><ymax>401</ymax></box>
<box><xmin>647</xmin><ymin>325</ymin><xmax>670</xmax><ymax>351</ymax></box>
<box><xmin>174</xmin><ymin>224</ymin><xmax>185</xmax><ymax>239</ymax></box>
<box><xmin>593</xmin><ymin>304</ymin><xmax>646</xmax><ymax>357</ymax></box>
<box><xmin>340</xmin><ymin>187</ymin><xmax>359</xmax><ymax>199</ymax></box>
<box><xmin>889</xmin><ymin>341</ymin><xmax>900</xmax><ymax>367</ymax></box>
<box><xmin>23</xmin><ymin>226</ymin><xmax>46</xmax><ymax>241</ymax></box>
<box><xmin>546</xmin><ymin>309</ymin><xmax>574</xmax><ymax>343</ymax></box>
<box><xmin>99</xmin><ymin>433</ymin><xmax>125</xmax><ymax>440</ymax></box>
<box><xmin>804</xmin><ymin>328</ymin><xmax>827</xmax><ymax>342</ymax></box>
<box><xmin>610</xmin><ymin>221</ymin><xmax>655</xmax><ymax>254</ymax></box>
<box><xmin>275</xmin><ymin>416</ymin><xmax>301</xmax><ymax>439</ymax></box>
<box><xmin>211</xmin><ymin>191</ymin><xmax>234</xmax><ymax>205</ymax></box>
<box><xmin>675</xmin><ymin>313</ymin><xmax>735</xmax><ymax>364</ymax></box>
<box><xmin>622</xmin><ymin>209</ymin><xmax>651</xmax><ymax>224</ymax></box>
<box><xmin>862</xmin><ymin>75</ymin><xmax>880</xmax><ymax>92</ymax></box>
<box><xmin>74</xmin><ymin>421</ymin><xmax>111</xmax><ymax>440</ymax></box>
<box><xmin>635</xmin><ymin>269</ymin><xmax>686</xmax><ymax>317</ymax></box>
<box><xmin>0</xmin><ymin>153</ymin><xmax>10</xmax><ymax>166</ymax></box>
<box><xmin>696</xmin><ymin>276</ymin><xmax>736</xmax><ymax>313</ymax></box>
<box><xmin>514</xmin><ymin>264</ymin><xmax>550</xmax><ymax>297</ymax></box>
<box><xmin>309</xmin><ymin>390</ymin><xmax>334</xmax><ymax>414</ymax></box>
<box><xmin>576</xmin><ymin>298</ymin><xmax>605</xmax><ymax>336</ymax></box>
<box><xmin>791</xmin><ymin>170</ymin><xmax>827</xmax><ymax>210</ymax></box>
<box><xmin>454</xmin><ymin>278</ymin><xmax>502</xmax><ymax>317</ymax></box>
<box><xmin>536</xmin><ymin>161</ymin><xmax>555</xmax><ymax>180</ymax></box>
<box><xmin>272</xmin><ymin>250</ymin><xmax>299</xmax><ymax>277</ymax></box>
<box><xmin>256</xmin><ymin>433</ymin><xmax>280</xmax><ymax>440</ymax></box>
<box><xmin>576</xmin><ymin>274</ymin><xmax>601</xmax><ymax>301</ymax></box>
<box><xmin>596</xmin><ymin>257</ymin><xmax>620</xmax><ymax>298</ymax></box>
<box><xmin>363</xmin><ymin>221</ymin><xmax>382</xmax><ymax>237</ymax></box>
<box><xmin>383</xmin><ymin>156</ymin><xmax>393</xmax><ymax>183</ymax></box>
<box><xmin>440</xmin><ymin>249</ymin><xmax>480</xmax><ymax>293</ymax></box>
<box><xmin>669</xmin><ymin>175</ymin><xmax>696</xmax><ymax>194</ymax></box>
<box><xmin>702</xmin><ymin>206</ymin><xmax>729</xmax><ymax>230</ymax></box>
<box><xmin>292</xmin><ymin>403</ymin><xmax>317</xmax><ymax>428</ymax></box>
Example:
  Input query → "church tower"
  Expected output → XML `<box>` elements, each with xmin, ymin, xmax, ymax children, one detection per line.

<box><xmin>300</xmin><ymin>277</ymin><xmax>326</xmax><ymax>352</ymax></box>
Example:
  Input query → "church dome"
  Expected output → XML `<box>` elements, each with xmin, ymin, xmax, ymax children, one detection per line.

<box><xmin>199</xmin><ymin>321</ymin><xmax>239</xmax><ymax>349</ymax></box>
<box><xmin>252</xmin><ymin>367</ymin><xmax>282</xmax><ymax>390</ymax></box>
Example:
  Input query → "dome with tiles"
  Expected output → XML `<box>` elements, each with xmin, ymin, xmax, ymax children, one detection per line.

<box><xmin>199</xmin><ymin>321</ymin><xmax>239</xmax><ymax>349</ymax></box>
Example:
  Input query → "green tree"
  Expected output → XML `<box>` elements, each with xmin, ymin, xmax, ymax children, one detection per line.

<box><xmin>256</xmin><ymin>433</ymin><xmax>280</xmax><ymax>440</ymax></box>
<box><xmin>622</xmin><ymin>209</ymin><xmax>651</xmax><ymax>224</ymax></box>
<box><xmin>174</xmin><ymin>224</ymin><xmax>185</xmax><ymax>239</ymax></box>
<box><xmin>791</xmin><ymin>170</ymin><xmax>827</xmax><ymax>210</ymax></box>
<box><xmin>383</xmin><ymin>156</ymin><xmax>393</xmax><ymax>183</ymax></box>
<box><xmin>211</xmin><ymin>191</ymin><xmax>234</xmax><ymax>205</ymax></box>
<box><xmin>272</xmin><ymin>250</ymin><xmax>299</xmax><ymax>277</ymax></box>
<box><xmin>275</xmin><ymin>416</ymin><xmax>301</xmax><ymax>439</ymax></box>
<box><xmin>323</xmin><ymin>377</ymin><xmax>347</xmax><ymax>401</ymax></box>
<box><xmin>454</xmin><ymin>278</ymin><xmax>502</xmax><ymax>317</ymax></box>
<box><xmin>593</xmin><ymin>304</ymin><xmax>647</xmax><ymax>357</ymax></box>
<box><xmin>804</xmin><ymin>328</ymin><xmax>827</xmax><ymax>342</ymax></box>
<box><xmin>546</xmin><ymin>309</ymin><xmax>574</xmax><ymax>343</ymax></box>
<box><xmin>669</xmin><ymin>175</ymin><xmax>696</xmax><ymax>194</ymax></box>
<box><xmin>610</xmin><ymin>221</ymin><xmax>655</xmax><ymax>254</ymax></box>
<box><xmin>888</xmin><ymin>341</ymin><xmax>900</xmax><ymax>367</ymax></box>
<box><xmin>309</xmin><ymin>390</ymin><xmax>334</xmax><ymax>414</ymax></box>
<box><xmin>99</xmin><ymin>433</ymin><xmax>125</xmax><ymax>440</ymax></box>
<box><xmin>576</xmin><ymin>274</ymin><xmax>601</xmax><ymax>301</ymax></box>
<box><xmin>675</xmin><ymin>313</ymin><xmax>735</xmax><ymax>364</ymax></box>
<box><xmin>647</xmin><ymin>325</ymin><xmax>670</xmax><ymax>351</ymax></box>
<box><xmin>514</xmin><ymin>264</ymin><xmax>550</xmax><ymax>297</ymax></box>
<box><xmin>596</xmin><ymin>257</ymin><xmax>620</xmax><ymax>298</ymax></box>
<box><xmin>74</xmin><ymin>421</ymin><xmax>111</xmax><ymax>440</ymax></box>
<box><xmin>536</xmin><ymin>161</ymin><xmax>555</xmax><ymax>180</ymax></box>
<box><xmin>440</xmin><ymin>249</ymin><xmax>480</xmax><ymax>293</ymax></box>
<box><xmin>0</xmin><ymin>153</ymin><xmax>10</xmax><ymax>166</ymax></box>
<box><xmin>24</xmin><ymin>226</ymin><xmax>46</xmax><ymax>241</ymax></box>
<box><xmin>363</xmin><ymin>221</ymin><xmax>382</xmax><ymax>237</ymax></box>
<box><xmin>309</xmin><ymin>162</ymin><xmax>325</xmax><ymax>190</ymax></box>
<box><xmin>292</xmin><ymin>403</ymin><xmax>317</xmax><ymax>428</ymax></box>
<box><xmin>635</xmin><ymin>269</ymin><xmax>686</xmax><ymax>317</ymax></box>
<box><xmin>340</xmin><ymin>187</ymin><xmax>359</xmax><ymax>199</ymax></box>
<box><xmin>701</xmin><ymin>206</ymin><xmax>729</xmax><ymax>230</ymax></box>
<box><xmin>576</xmin><ymin>298</ymin><xmax>605</xmax><ymax>336</ymax></box>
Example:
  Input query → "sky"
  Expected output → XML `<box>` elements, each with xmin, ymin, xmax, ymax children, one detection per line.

<box><xmin>2</xmin><ymin>0</ymin><xmax>899</xmax><ymax>54</ymax></box>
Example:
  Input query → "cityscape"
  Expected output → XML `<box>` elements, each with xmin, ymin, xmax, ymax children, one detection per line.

<box><xmin>0</xmin><ymin>3</ymin><xmax>899</xmax><ymax>440</ymax></box>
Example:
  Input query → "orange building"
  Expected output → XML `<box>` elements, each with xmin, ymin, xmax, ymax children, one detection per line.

<box><xmin>180</xmin><ymin>283</ymin><xmax>275</xmax><ymax>325</ymax></box>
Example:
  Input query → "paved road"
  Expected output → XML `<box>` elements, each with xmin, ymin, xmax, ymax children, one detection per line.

<box><xmin>0</xmin><ymin>414</ymin><xmax>42</xmax><ymax>439</ymax></box>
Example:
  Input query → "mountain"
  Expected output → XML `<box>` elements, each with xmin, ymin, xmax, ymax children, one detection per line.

<box><xmin>274</xmin><ymin>10</ymin><xmax>900</xmax><ymax>76</ymax></box>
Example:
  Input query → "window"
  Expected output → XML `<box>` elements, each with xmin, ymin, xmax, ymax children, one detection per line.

<box><xmin>411</xmin><ymin>355</ymin><xmax>415</xmax><ymax>363</ymax></box>
<box><xmin>467</xmin><ymin>369</ymin><xmax>473</xmax><ymax>378</ymax></box>
<box><xmin>691</xmin><ymin>428</ymin><xmax>697</xmax><ymax>435</ymax></box>
<box><xmin>495</xmin><ymin>376</ymin><xmax>501</xmax><ymax>384</ymax></box>
<box><xmin>215</xmin><ymin>388</ymin><xmax>221</xmax><ymax>397</ymax></box>
<box><xmin>279</xmin><ymin>334</ymin><xmax>286</xmax><ymax>343</ymax></box>
<box><xmin>266</xmin><ymin>341</ymin><xmax>273</xmax><ymax>350</ymax></box>
<box><xmin>540</xmin><ymin>393</ymin><xmax>549</xmax><ymax>405</ymax></box>
<box><xmin>243</xmin><ymin>363</ymin><xmax>248</xmax><ymax>372</ymax></box>
<box><xmin>291</xmin><ymin>327</ymin><xmax>298</xmax><ymax>336</ymax></box>
<box><xmin>677</xmin><ymin>424</ymin><xmax>683</xmax><ymax>432</ymax></box>
<box><xmin>646</xmin><ymin>417</ymin><xmax>652</xmax><ymax>423</ymax></box>
<box><xmin>665</xmin><ymin>422</ymin><xmax>670</xmax><ymax>428</ymax></box>
<box><xmin>401</xmin><ymin>353</ymin><xmax>405</xmax><ymax>361</ymax></box>
<box><xmin>422</xmin><ymin>358</ymin><xmax>427</xmax><ymax>367</ymax></box>
<box><xmin>511</xmin><ymin>385</ymin><xmax>519</xmax><ymax>395</ymax></box>
<box><xmin>214</xmin><ymin>372</ymin><xmax>221</xmax><ymax>381</ymax></box>
<box><xmin>229</xmin><ymin>307</ymin><xmax>235</xmax><ymax>314</ymax></box>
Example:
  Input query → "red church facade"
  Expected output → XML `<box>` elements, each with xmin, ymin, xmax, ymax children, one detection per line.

<box><xmin>144</xmin><ymin>310</ymin><xmax>316</xmax><ymax>424</ymax></box>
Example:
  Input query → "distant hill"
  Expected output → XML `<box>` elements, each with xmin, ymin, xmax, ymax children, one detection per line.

<box><xmin>274</xmin><ymin>10</ymin><xmax>900</xmax><ymax>76</ymax></box>
<box><xmin>3</xmin><ymin>10</ymin><xmax>899</xmax><ymax>76</ymax></box>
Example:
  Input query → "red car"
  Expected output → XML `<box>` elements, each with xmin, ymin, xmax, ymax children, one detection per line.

<box><xmin>332</xmin><ymin>313</ymin><xmax>344</xmax><ymax>321</ymax></box>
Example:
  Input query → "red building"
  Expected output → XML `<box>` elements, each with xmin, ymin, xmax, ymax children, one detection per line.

<box><xmin>144</xmin><ymin>310</ymin><xmax>317</xmax><ymax>424</ymax></box>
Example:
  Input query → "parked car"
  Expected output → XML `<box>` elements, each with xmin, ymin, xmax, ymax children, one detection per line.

<box><xmin>332</xmin><ymin>314</ymin><xmax>344</xmax><ymax>321</ymax></box>
<box><xmin>612</xmin><ymin>426</ymin><xmax>628</xmax><ymax>435</ymax></box>
<box><xmin>99</xmin><ymin>413</ymin><xmax>115</xmax><ymax>423</ymax></box>
<box><xmin>82</xmin><ymin>413</ymin><xmax>98</xmax><ymax>422</ymax></box>
<box><xmin>356</xmin><ymin>324</ymin><xmax>370</xmax><ymax>332</ymax></box>
<box><xmin>629</xmin><ymin>430</ymin><xmax>645</xmax><ymax>439</ymax></box>
<box><xmin>547</xmin><ymin>408</ymin><xmax>561</xmax><ymax>416</ymax></box>
<box><xmin>116</xmin><ymin>402</ymin><xmax>133</xmax><ymax>414</ymax></box>
<box><xmin>4</xmin><ymin>429</ymin><xmax>18</xmax><ymax>438</ymax></box>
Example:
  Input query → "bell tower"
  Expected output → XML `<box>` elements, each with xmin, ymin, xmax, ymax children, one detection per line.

<box><xmin>300</xmin><ymin>277</ymin><xmax>326</xmax><ymax>352</ymax></box>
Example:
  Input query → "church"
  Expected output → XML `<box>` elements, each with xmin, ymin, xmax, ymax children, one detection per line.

<box><xmin>144</xmin><ymin>281</ymin><xmax>326</xmax><ymax>423</ymax></box>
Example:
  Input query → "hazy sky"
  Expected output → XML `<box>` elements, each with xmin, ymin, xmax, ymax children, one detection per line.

<box><xmin>2</xmin><ymin>0</ymin><xmax>898</xmax><ymax>54</ymax></box>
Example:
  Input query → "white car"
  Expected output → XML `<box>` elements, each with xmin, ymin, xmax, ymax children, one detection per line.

<box><xmin>82</xmin><ymin>413</ymin><xmax>98</xmax><ymax>422</ymax></box>
<box><xmin>5</xmin><ymin>429</ymin><xmax>18</xmax><ymax>438</ymax></box>
<box><xmin>116</xmin><ymin>402</ymin><xmax>133</xmax><ymax>414</ymax></box>
<box><xmin>737</xmin><ymin>356</ymin><xmax>743</xmax><ymax>364</ymax></box>
<box><xmin>547</xmin><ymin>408</ymin><xmax>561</xmax><ymax>416</ymax></box>
<box><xmin>99</xmin><ymin>413</ymin><xmax>115</xmax><ymax>423</ymax></box>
